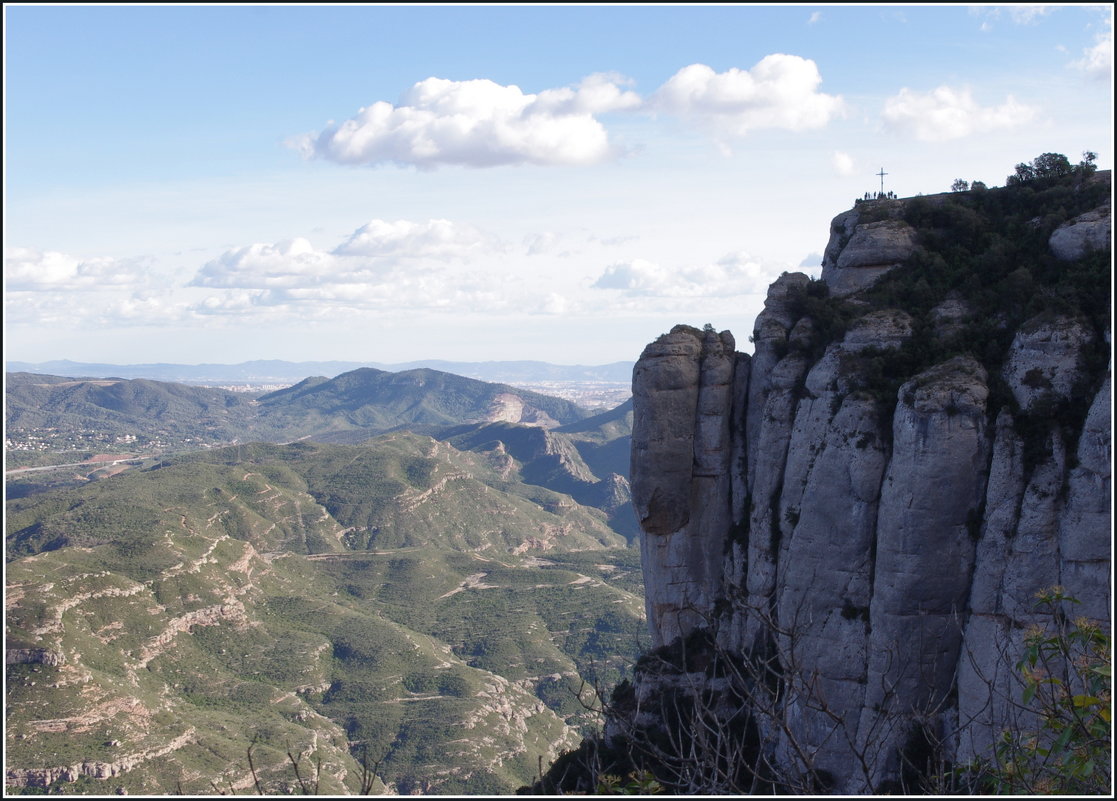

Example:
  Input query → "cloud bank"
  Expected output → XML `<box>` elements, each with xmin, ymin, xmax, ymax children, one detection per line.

<box><xmin>187</xmin><ymin>219</ymin><xmax>525</xmax><ymax>318</ymax></box>
<box><xmin>5</xmin><ymin>247</ymin><xmax>147</xmax><ymax>291</ymax></box>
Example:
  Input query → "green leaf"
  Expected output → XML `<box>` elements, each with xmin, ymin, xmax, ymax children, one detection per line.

<box><xmin>1052</xmin><ymin>725</ymin><xmax>1074</xmax><ymax>753</ymax></box>
<box><xmin>1022</xmin><ymin>683</ymin><xmax>1037</xmax><ymax>705</ymax></box>
<box><xmin>1072</xmin><ymin>694</ymin><xmax>1101</xmax><ymax>708</ymax></box>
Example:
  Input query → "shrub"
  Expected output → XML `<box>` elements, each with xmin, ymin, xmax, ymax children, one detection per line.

<box><xmin>967</xmin><ymin>588</ymin><xmax>1111</xmax><ymax>794</ymax></box>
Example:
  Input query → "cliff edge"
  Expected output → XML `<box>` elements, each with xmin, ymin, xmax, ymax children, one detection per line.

<box><xmin>548</xmin><ymin>169</ymin><xmax>1112</xmax><ymax>794</ymax></box>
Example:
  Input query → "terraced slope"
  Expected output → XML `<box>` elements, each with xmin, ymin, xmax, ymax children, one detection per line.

<box><xmin>5</xmin><ymin>434</ymin><xmax>644</xmax><ymax>795</ymax></box>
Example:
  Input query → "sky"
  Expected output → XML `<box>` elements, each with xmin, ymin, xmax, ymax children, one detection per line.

<box><xmin>3</xmin><ymin>3</ymin><xmax>1113</xmax><ymax>367</ymax></box>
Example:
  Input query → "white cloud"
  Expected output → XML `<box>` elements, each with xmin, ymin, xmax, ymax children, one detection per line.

<box><xmin>293</xmin><ymin>58</ymin><xmax>844</xmax><ymax>167</ymax></box>
<box><xmin>333</xmin><ymin>219</ymin><xmax>492</xmax><ymax>260</ymax></box>
<box><xmin>1009</xmin><ymin>6</ymin><xmax>1052</xmax><ymax>24</ymax></box>
<box><xmin>1072</xmin><ymin>13</ymin><xmax>1113</xmax><ymax>78</ymax></box>
<box><xmin>109</xmin><ymin>291</ymin><xmax>191</xmax><ymax>324</ymax></box>
<box><xmin>971</xmin><ymin>5</ymin><xmax>1053</xmax><ymax>27</ymax></box>
<box><xmin>799</xmin><ymin>252</ymin><xmax>823</xmax><ymax>269</ymax></box>
<box><xmin>191</xmin><ymin>238</ymin><xmax>338</xmax><ymax>289</ymax></box>
<box><xmin>185</xmin><ymin>218</ymin><xmax>536</xmax><ymax>320</ymax></box>
<box><xmin>192</xmin><ymin>220</ymin><xmax>500</xmax><ymax>297</ymax></box>
<box><xmin>532</xmin><ymin>72</ymin><xmax>642</xmax><ymax>115</ymax></box>
<box><xmin>592</xmin><ymin>252</ymin><xmax>771</xmax><ymax>298</ymax></box>
<box><xmin>524</xmin><ymin>232</ymin><xmax>561</xmax><ymax>256</ymax></box>
<box><xmin>293</xmin><ymin>73</ymin><xmax>638</xmax><ymax>169</ymax></box>
<box><xmin>4</xmin><ymin>247</ymin><xmax>147</xmax><ymax>291</ymax></box>
<box><xmin>881</xmin><ymin>85</ymin><xmax>1037</xmax><ymax>141</ymax></box>
<box><xmin>832</xmin><ymin>151</ymin><xmax>855</xmax><ymax>176</ymax></box>
<box><xmin>592</xmin><ymin>258</ymin><xmax>670</xmax><ymax>293</ymax></box>
<box><xmin>189</xmin><ymin>270</ymin><xmax>522</xmax><ymax>320</ymax></box>
<box><xmin>652</xmin><ymin>56</ymin><xmax>844</xmax><ymax>144</ymax></box>
<box><xmin>538</xmin><ymin>293</ymin><xmax>569</xmax><ymax>315</ymax></box>
<box><xmin>808</xmin><ymin>12</ymin><xmax>822</xmax><ymax>25</ymax></box>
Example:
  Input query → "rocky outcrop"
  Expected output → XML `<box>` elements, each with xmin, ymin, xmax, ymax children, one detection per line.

<box><xmin>5</xmin><ymin>648</ymin><xmax>66</xmax><ymax>667</ymax></box>
<box><xmin>820</xmin><ymin>206</ymin><xmax>918</xmax><ymax>297</ymax></box>
<box><xmin>631</xmin><ymin>325</ymin><xmax>737</xmax><ymax>647</ymax></box>
<box><xmin>5</xmin><ymin>729</ymin><xmax>195</xmax><ymax>788</ymax></box>
<box><xmin>617</xmin><ymin>191</ymin><xmax>1111</xmax><ymax>793</ymax></box>
<box><xmin>1049</xmin><ymin>205</ymin><xmax>1111</xmax><ymax>261</ymax></box>
<box><xmin>1002</xmin><ymin>314</ymin><xmax>1096</xmax><ymax>412</ymax></box>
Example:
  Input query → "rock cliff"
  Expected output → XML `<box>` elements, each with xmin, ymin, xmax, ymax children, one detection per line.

<box><xmin>613</xmin><ymin>174</ymin><xmax>1111</xmax><ymax>793</ymax></box>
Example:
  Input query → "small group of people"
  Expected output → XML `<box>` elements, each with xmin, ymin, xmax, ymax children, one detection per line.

<box><xmin>862</xmin><ymin>190</ymin><xmax>896</xmax><ymax>200</ymax></box>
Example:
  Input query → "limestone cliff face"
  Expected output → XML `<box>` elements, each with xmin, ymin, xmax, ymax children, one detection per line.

<box><xmin>623</xmin><ymin>184</ymin><xmax>1111</xmax><ymax>793</ymax></box>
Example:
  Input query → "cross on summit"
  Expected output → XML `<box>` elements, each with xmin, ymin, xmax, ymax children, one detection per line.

<box><xmin>857</xmin><ymin>168</ymin><xmax>897</xmax><ymax>203</ymax></box>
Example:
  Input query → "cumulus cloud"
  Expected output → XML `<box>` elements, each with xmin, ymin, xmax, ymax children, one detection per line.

<box><xmin>292</xmin><ymin>73</ymin><xmax>639</xmax><ymax>169</ymax></box>
<box><xmin>109</xmin><ymin>291</ymin><xmax>191</xmax><ymax>324</ymax></box>
<box><xmin>832</xmin><ymin>151</ymin><xmax>855</xmax><ymax>176</ymax></box>
<box><xmin>293</xmin><ymin>58</ymin><xmax>844</xmax><ymax>167</ymax></box>
<box><xmin>191</xmin><ymin>219</ymin><xmax>499</xmax><ymax>294</ymax></box>
<box><xmin>882</xmin><ymin>86</ymin><xmax>1037</xmax><ymax>141</ymax></box>
<box><xmin>592</xmin><ymin>258</ymin><xmax>670</xmax><ymax>293</ymax></box>
<box><xmin>333</xmin><ymin>219</ymin><xmax>491</xmax><ymax>260</ymax></box>
<box><xmin>184</xmin><ymin>217</ymin><xmax>535</xmax><ymax>320</ymax></box>
<box><xmin>1072</xmin><ymin>13</ymin><xmax>1113</xmax><ymax>78</ymax></box>
<box><xmin>592</xmin><ymin>252</ymin><xmax>771</xmax><ymax>298</ymax></box>
<box><xmin>191</xmin><ymin>238</ymin><xmax>337</xmax><ymax>289</ymax></box>
<box><xmin>4</xmin><ymin>247</ymin><xmax>147</xmax><ymax>291</ymax></box>
<box><xmin>652</xmin><ymin>56</ymin><xmax>844</xmax><ymax>144</ymax></box>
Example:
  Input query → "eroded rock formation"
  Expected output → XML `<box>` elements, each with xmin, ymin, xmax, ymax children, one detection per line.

<box><xmin>620</xmin><ymin>186</ymin><xmax>1111</xmax><ymax>793</ymax></box>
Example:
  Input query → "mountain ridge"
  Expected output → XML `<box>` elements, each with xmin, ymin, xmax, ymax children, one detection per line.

<box><xmin>6</xmin><ymin>358</ymin><xmax>634</xmax><ymax>386</ymax></box>
<box><xmin>6</xmin><ymin>366</ymin><xmax>602</xmax><ymax>459</ymax></box>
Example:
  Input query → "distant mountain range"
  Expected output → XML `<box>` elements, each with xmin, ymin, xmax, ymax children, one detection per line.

<box><xmin>6</xmin><ymin>358</ymin><xmax>634</xmax><ymax>385</ymax></box>
<box><xmin>6</xmin><ymin>363</ymin><xmax>641</xmax><ymax>793</ymax></box>
<box><xmin>5</xmin><ymin>366</ymin><xmax>610</xmax><ymax>456</ymax></box>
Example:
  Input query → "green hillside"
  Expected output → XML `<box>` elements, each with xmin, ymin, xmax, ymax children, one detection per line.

<box><xmin>5</xmin><ymin>366</ymin><xmax>596</xmax><ymax>457</ymax></box>
<box><xmin>255</xmin><ymin>367</ymin><xmax>591</xmax><ymax>435</ymax></box>
<box><xmin>5</xmin><ymin>434</ymin><xmax>644</xmax><ymax>795</ymax></box>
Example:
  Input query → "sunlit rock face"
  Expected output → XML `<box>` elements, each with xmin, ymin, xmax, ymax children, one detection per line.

<box><xmin>631</xmin><ymin>325</ymin><xmax>736</xmax><ymax>648</ymax></box>
<box><xmin>820</xmin><ymin>204</ymin><xmax>918</xmax><ymax>297</ymax></box>
<box><xmin>624</xmin><ymin>188</ymin><xmax>1111</xmax><ymax>793</ymax></box>
<box><xmin>1049</xmin><ymin>205</ymin><xmax>1111</xmax><ymax>261</ymax></box>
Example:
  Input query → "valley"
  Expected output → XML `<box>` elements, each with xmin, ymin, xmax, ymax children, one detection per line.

<box><xmin>5</xmin><ymin>367</ymin><xmax>643</xmax><ymax>794</ymax></box>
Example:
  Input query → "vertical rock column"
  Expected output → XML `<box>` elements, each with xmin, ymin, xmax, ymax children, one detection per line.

<box><xmin>855</xmin><ymin>356</ymin><xmax>990</xmax><ymax>791</ymax></box>
<box><xmin>632</xmin><ymin>325</ymin><xmax>736</xmax><ymax>648</ymax></box>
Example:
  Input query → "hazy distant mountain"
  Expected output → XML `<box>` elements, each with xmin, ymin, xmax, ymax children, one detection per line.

<box><xmin>255</xmin><ymin>366</ymin><xmax>593</xmax><ymax>436</ymax></box>
<box><xmin>6</xmin><ymin>358</ymin><xmax>634</xmax><ymax>385</ymax></box>
<box><xmin>6</xmin><ymin>366</ymin><xmax>599</xmax><ymax>456</ymax></box>
<box><xmin>5</xmin><ymin>372</ymin><xmax>261</xmax><ymax>450</ymax></box>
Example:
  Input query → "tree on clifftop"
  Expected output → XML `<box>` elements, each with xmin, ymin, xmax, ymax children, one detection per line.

<box><xmin>1007</xmin><ymin>151</ymin><xmax>1097</xmax><ymax>185</ymax></box>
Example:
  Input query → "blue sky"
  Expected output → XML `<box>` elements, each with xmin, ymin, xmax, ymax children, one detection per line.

<box><xmin>4</xmin><ymin>3</ymin><xmax>1113</xmax><ymax>366</ymax></box>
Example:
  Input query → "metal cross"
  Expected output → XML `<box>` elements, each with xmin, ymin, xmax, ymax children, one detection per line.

<box><xmin>877</xmin><ymin>167</ymin><xmax>888</xmax><ymax>196</ymax></box>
